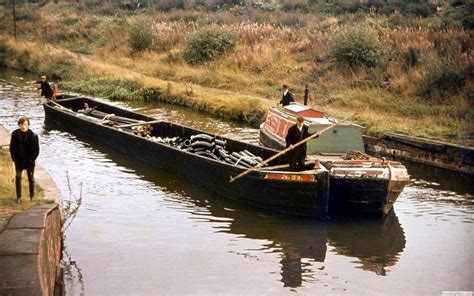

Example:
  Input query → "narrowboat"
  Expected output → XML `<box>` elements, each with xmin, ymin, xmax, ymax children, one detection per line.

<box><xmin>259</xmin><ymin>103</ymin><xmax>410</xmax><ymax>215</ymax></box>
<box><xmin>43</xmin><ymin>97</ymin><xmax>330</xmax><ymax>218</ymax></box>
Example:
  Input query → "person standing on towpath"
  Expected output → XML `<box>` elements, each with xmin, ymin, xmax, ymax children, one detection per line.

<box><xmin>9</xmin><ymin>116</ymin><xmax>40</xmax><ymax>203</ymax></box>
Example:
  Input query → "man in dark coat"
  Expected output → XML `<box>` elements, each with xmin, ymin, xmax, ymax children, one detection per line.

<box><xmin>285</xmin><ymin>117</ymin><xmax>318</xmax><ymax>171</ymax></box>
<box><xmin>10</xmin><ymin>116</ymin><xmax>40</xmax><ymax>203</ymax></box>
<box><xmin>35</xmin><ymin>75</ymin><xmax>54</xmax><ymax>100</ymax></box>
<box><xmin>279</xmin><ymin>84</ymin><xmax>295</xmax><ymax>106</ymax></box>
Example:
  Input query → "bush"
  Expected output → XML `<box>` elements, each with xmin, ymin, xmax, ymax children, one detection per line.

<box><xmin>322</xmin><ymin>0</ymin><xmax>436</xmax><ymax>17</ymax></box>
<box><xmin>69</xmin><ymin>44</ymin><xmax>92</xmax><ymax>55</ymax></box>
<box><xmin>329</xmin><ymin>26</ymin><xmax>384</xmax><ymax>70</ymax></box>
<box><xmin>420</xmin><ymin>63</ymin><xmax>467</xmax><ymax>98</ymax></box>
<box><xmin>128</xmin><ymin>20</ymin><xmax>154</xmax><ymax>53</ymax></box>
<box><xmin>15</xmin><ymin>49</ymin><xmax>33</xmax><ymax>71</ymax></box>
<box><xmin>44</xmin><ymin>60</ymin><xmax>75</xmax><ymax>80</ymax></box>
<box><xmin>434</xmin><ymin>35</ymin><xmax>460</xmax><ymax>58</ymax></box>
<box><xmin>0</xmin><ymin>41</ymin><xmax>8</xmax><ymax>67</ymax></box>
<box><xmin>402</xmin><ymin>47</ymin><xmax>420</xmax><ymax>70</ymax></box>
<box><xmin>62</xmin><ymin>78</ymin><xmax>161</xmax><ymax>102</ymax></box>
<box><xmin>184</xmin><ymin>30</ymin><xmax>236</xmax><ymax>65</ymax></box>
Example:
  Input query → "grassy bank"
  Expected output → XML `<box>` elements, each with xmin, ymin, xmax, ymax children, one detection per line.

<box><xmin>0</xmin><ymin>1</ymin><xmax>472</xmax><ymax>144</ymax></box>
<box><xmin>0</xmin><ymin>149</ymin><xmax>48</xmax><ymax>226</ymax></box>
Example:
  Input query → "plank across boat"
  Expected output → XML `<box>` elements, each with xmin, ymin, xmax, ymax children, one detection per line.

<box><xmin>43</xmin><ymin>97</ymin><xmax>330</xmax><ymax>218</ymax></box>
<box><xmin>259</xmin><ymin>103</ymin><xmax>410</xmax><ymax>216</ymax></box>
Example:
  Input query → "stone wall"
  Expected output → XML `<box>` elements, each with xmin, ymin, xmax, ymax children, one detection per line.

<box><xmin>0</xmin><ymin>123</ymin><xmax>64</xmax><ymax>295</ymax></box>
<box><xmin>363</xmin><ymin>133</ymin><xmax>474</xmax><ymax>175</ymax></box>
<box><xmin>0</xmin><ymin>204</ymin><xmax>62</xmax><ymax>295</ymax></box>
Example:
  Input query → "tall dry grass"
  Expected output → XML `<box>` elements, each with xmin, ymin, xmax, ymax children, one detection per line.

<box><xmin>0</xmin><ymin>3</ymin><xmax>471</xmax><ymax>144</ymax></box>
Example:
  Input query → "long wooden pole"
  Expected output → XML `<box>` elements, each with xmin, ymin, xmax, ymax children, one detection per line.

<box><xmin>229</xmin><ymin>113</ymin><xmax>357</xmax><ymax>183</ymax></box>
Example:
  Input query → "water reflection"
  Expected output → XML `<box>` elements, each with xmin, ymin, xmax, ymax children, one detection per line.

<box><xmin>45</xmin><ymin>119</ymin><xmax>406</xmax><ymax>287</ymax></box>
<box><xmin>328</xmin><ymin>211</ymin><xmax>405</xmax><ymax>276</ymax></box>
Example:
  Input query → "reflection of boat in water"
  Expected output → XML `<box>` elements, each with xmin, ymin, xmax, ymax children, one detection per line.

<box><xmin>327</xmin><ymin>210</ymin><xmax>406</xmax><ymax>276</ymax></box>
<box><xmin>211</xmin><ymin>208</ymin><xmax>328</xmax><ymax>288</ymax></box>
<box><xmin>44</xmin><ymin>109</ymin><xmax>406</xmax><ymax>286</ymax></box>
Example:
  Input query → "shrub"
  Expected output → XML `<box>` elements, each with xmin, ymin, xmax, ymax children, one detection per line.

<box><xmin>323</xmin><ymin>0</ymin><xmax>436</xmax><ymax>17</ymax></box>
<box><xmin>69</xmin><ymin>44</ymin><xmax>92</xmax><ymax>55</ymax></box>
<box><xmin>62</xmin><ymin>78</ymin><xmax>161</xmax><ymax>102</ymax></box>
<box><xmin>153</xmin><ymin>0</ymin><xmax>186</xmax><ymax>11</ymax></box>
<box><xmin>128</xmin><ymin>20</ymin><xmax>154</xmax><ymax>53</ymax></box>
<box><xmin>0</xmin><ymin>41</ymin><xmax>8</xmax><ymax>67</ymax></box>
<box><xmin>44</xmin><ymin>60</ymin><xmax>75</xmax><ymax>80</ymax></box>
<box><xmin>434</xmin><ymin>35</ymin><xmax>460</xmax><ymax>58</ymax></box>
<box><xmin>280</xmin><ymin>0</ymin><xmax>309</xmax><ymax>12</ymax></box>
<box><xmin>420</xmin><ymin>63</ymin><xmax>467</xmax><ymax>98</ymax></box>
<box><xmin>15</xmin><ymin>49</ymin><xmax>33</xmax><ymax>71</ymax></box>
<box><xmin>329</xmin><ymin>26</ymin><xmax>384</xmax><ymax>70</ymax></box>
<box><xmin>184</xmin><ymin>30</ymin><xmax>236</xmax><ymax>65</ymax></box>
<box><xmin>402</xmin><ymin>47</ymin><xmax>420</xmax><ymax>70</ymax></box>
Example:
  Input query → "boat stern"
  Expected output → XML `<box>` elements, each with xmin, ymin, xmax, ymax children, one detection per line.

<box><xmin>325</xmin><ymin>159</ymin><xmax>410</xmax><ymax>216</ymax></box>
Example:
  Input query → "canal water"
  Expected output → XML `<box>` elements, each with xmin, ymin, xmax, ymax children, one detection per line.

<box><xmin>1</xmin><ymin>70</ymin><xmax>473</xmax><ymax>295</ymax></box>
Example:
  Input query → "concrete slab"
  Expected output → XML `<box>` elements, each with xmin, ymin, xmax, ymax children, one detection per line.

<box><xmin>0</xmin><ymin>229</ymin><xmax>43</xmax><ymax>255</ymax></box>
<box><xmin>6</xmin><ymin>211</ymin><xmax>46</xmax><ymax>230</ymax></box>
<box><xmin>29</xmin><ymin>203</ymin><xmax>58</xmax><ymax>212</ymax></box>
<box><xmin>0</xmin><ymin>255</ymin><xmax>42</xmax><ymax>295</ymax></box>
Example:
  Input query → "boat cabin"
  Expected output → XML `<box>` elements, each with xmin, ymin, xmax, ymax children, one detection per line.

<box><xmin>261</xmin><ymin>103</ymin><xmax>365</xmax><ymax>154</ymax></box>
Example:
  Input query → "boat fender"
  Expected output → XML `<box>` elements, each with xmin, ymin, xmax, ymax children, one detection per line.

<box><xmin>231</xmin><ymin>152</ymin><xmax>254</xmax><ymax>165</ymax></box>
<box><xmin>237</xmin><ymin>160</ymin><xmax>252</xmax><ymax>168</ymax></box>
<box><xmin>243</xmin><ymin>150</ymin><xmax>263</xmax><ymax>163</ymax></box>
<box><xmin>214</xmin><ymin>139</ymin><xmax>226</xmax><ymax>147</ymax></box>
<box><xmin>228</xmin><ymin>154</ymin><xmax>252</xmax><ymax>168</ymax></box>
<box><xmin>190</xmin><ymin>134</ymin><xmax>214</xmax><ymax>142</ymax></box>
<box><xmin>216</xmin><ymin>147</ymin><xmax>229</xmax><ymax>159</ymax></box>
<box><xmin>234</xmin><ymin>152</ymin><xmax>258</xmax><ymax>166</ymax></box>
<box><xmin>195</xmin><ymin>151</ymin><xmax>222</xmax><ymax>161</ymax></box>
<box><xmin>192</xmin><ymin>147</ymin><xmax>209</xmax><ymax>153</ymax></box>
<box><xmin>242</xmin><ymin>150</ymin><xmax>261</xmax><ymax>160</ymax></box>
<box><xmin>224</xmin><ymin>157</ymin><xmax>236</xmax><ymax>165</ymax></box>
<box><xmin>191</xmin><ymin>141</ymin><xmax>215</xmax><ymax>149</ymax></box>
<box><xmin>182</xmin><ymin>139</ymin><xmax>192</xmax><ymax>148</ymax></box>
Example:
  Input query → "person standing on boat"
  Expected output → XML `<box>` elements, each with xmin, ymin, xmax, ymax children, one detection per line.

<box><xmin>35</xmin><ymin>75</ymin><xmax>54</xmax><ymax>100</ymax></box>
<box><xmin>285</xmin><ymin>117</ymin><xmax>318</xmax><ymax>171</ymax></box>
<box><xmin>9</xmin><ymin>116</ymin><xmax>40</xmax><ymax>203</ymax></box>
<box><xmin>279</xmin><ymin>85</ymin><xmax>295</xmax><ymax>106</ymax></box>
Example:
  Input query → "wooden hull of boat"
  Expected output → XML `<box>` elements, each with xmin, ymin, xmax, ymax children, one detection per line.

<box><xmin>44</xmin><ymin>97</ymin><xmax>330</xmax><ymax>218</ymax></box>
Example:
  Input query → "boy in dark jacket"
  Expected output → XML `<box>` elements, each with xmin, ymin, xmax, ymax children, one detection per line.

<box><xmin>285</xmin><ymin>116</ymin><xmax>318</xmax><ymax>171</ymax></box>
<box><xmin>10</xmin><ymin>116</ymin><xmax>40</xmax><ymax>203</ymax></box>
<box><xmin>35</xmin><ymin>75</ymin><xmax>54</xmax><ymax>100</ymax></box>
<box><xmin>279</xmin><ymin>84</ymin><xmax>295</xmax><ymax>106</ymax></box>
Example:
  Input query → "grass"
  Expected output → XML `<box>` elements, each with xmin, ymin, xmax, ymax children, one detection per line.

<box><xmin>0</xmin><ymin>2</ymin><xmax>472</xmax><ymax>145</ymax></box>
<box><xmin>0</xmin><ymin>149</ymin><xmax>49</xmax><ymax>228</ymax></box>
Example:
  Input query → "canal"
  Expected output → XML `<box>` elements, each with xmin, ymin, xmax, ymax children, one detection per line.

<box><xmin>1</xmin><ymin>70</ymin><xmax>473</xmax><ymax>295</ymax></box>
